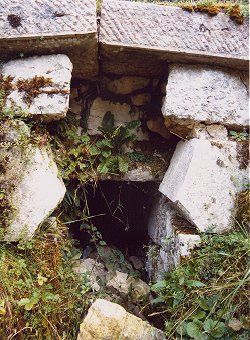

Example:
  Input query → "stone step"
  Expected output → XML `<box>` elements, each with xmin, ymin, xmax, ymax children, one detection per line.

<box><xmin>99</xmin><ymin>0</ymin><xmax>249</xmax><ymax>77</ymax></box>
<box><xmin>0</xmin><ymin>0</ymin><xmax>98</xmax><ymax>79</ymax></box>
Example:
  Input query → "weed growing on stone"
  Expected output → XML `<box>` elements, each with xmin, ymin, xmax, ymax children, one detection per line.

<box><xmin>150</xmin><ymin>199</ymin><xmax>250</xmax><ymax>339</ymax></box>
<box><xmin>0</xmin><ymin>221</ymin><xmax>92</xmax><ymax>339</ymax></box>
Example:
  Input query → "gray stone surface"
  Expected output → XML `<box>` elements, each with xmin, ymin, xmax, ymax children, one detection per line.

<box><xmin>100</xmin><ymin>0</ymin><xmax>249</xmax><ymax>76</ymax></box>
<box><xmin>0</xmin><ymin>0</ymin><xmax>98</xmax><ymax>78</ymax></box>
<box><xmin>159</xmin><ymin>139</ymin><xmax>248</xmax><ymax>233</ymax></box>
<box><xmin>77</xmin><ymin>299</ymin><xmax>166</xmax><ymax>340</ymax></box>
<box><xmin>1</xmin><ymin>55</ymin><xmax>72</xmax><ymax>120</ymax></box>
<box><xmin>162</xmin><ymin>64</ymin><xmax>249</xmax><ymax>134</ymax></box>
<box><xmin>2</xmin><ymin>143</ymin><xmax>66</xmax><ymax>241</ymax></box>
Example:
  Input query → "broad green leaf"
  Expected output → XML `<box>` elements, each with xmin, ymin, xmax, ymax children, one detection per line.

<box><xmin>198</xmin><ymin>299</ymin><xmax>210</xmax><ymax>311</ymax></box>
<box><xmin>179</xmin><ymin>276</ymin><xmax>185</xmax><ymax>285</ymax></box>
<box><xmin>151</xmin><ymin>296</ymin><xmax>165</xmax><ymax>304</ymax></box>
<box><xmin>188</xmin><ymin>280</ymin><xmax>206</xmax><ymax>288</ymax></box>
<box><xmin>176</xmin><ymin>321</ymin><xmax>188</xmax><ymax>336</ymax></box>
<box><xmin>42</xmin><ymin>292</ymin><xmax>60</xmax><ymax>302</ymax></box>
<box><xmin>118</xmin><ymin>157</ymin><xmax>128</xmax><ymax>173</ymax></box>
<box><xmin>151</xmin><ymin>280</ymin><xmax>167</xmax><ymax>291</ymax></box>
<box><xmin>37</xmin><ymin>273</ymin><xmax>48</xmax><ymax>286</ymax></box>
<box><xmin>18</xmin><ymin>298</ymin><xmax>30</xmax><ymax>307</ymax></box>
<box><xmin>186</xmin><ymin>320</ymin><xmax>203</xmax><ymax>339</ymax></box>
<box><xmin>0</xmin><ymin>306</ymin><xmax>6</xmax><ymax>315</ymax></box>
<box><xmin>97</xmin><ymin>161</ymin><xmax>109</xmax><ymax>174</ymax></box>
<box><xmin>96</xmin><ymin>139</ymin><xmax>113</xmax><ymax>148</ymax></box>
<box><xmin>101</xmin><ymin>111</ymin><xmax>114</xmax><ymax>132</ymax></box>
<box><xmin>102</xmin><ymin>150</ymin><xmax>112</xmax><ymax>158</ymax></box>
<box><xmin>204</xmin><ymin>319</ymin><xmax>225</xmax><ymax>338</ymax></box>
<box><xmin>89</xmin><ymin>146</ymin><xmax>101</xmax><ymax>156</ymax></box>
<box><xmin>191</xmin><ymin>310</ymin><xmax>206</xmax><ymax>320</ymax></box>
<box><xmin>126</xmin><ymin>120</ymin><xmax>141</xmax><ymax>130</ymax></box>
<box><xmin>0</xmin><ymin>299</ymin><xmax>5</xmax><ymax>307</ymax></box>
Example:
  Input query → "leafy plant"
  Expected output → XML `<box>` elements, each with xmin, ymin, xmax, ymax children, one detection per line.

<box><xmin>151</xmin><ymin>229</ymin><xmax>250</xmax><ymax>339</ymax></box>
<box><xmin>229</xmin><ymin>130</ymin><xmax>249</xmax><ymax>142</ymax></box>
<box><xmin>0</xmin><ymin>221</ymin><xmax>92</xmax><ymax>339</ymax></box>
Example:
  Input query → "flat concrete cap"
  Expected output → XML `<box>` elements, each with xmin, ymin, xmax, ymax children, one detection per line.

<box><xmin>0</xmin><ymin>0</ymin><xmax>98</xmax><ymax>78</ymax></box>
<box><xmin>100</xmin><ymin>0</ymin><xmax>249</xmax><ymax>76</ymax></box>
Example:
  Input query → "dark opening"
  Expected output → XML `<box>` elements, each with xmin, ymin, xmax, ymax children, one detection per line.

<box><xmin>71</xmin><ymin>181</ymin><xmax>159</xmax><ymax>255</ymax></box>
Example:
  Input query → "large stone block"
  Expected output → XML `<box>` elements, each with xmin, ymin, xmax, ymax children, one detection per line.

<box><xmin>100</xmin><ymin>0</ymin><xmax>249</xmax><ymax>76</ymax></box>
<box><xmin>159</xmin><ymin>139</ymin><xmax>248</xmax><ymax>233</ymax></box>
<box><xmin>77</xmin><ymin>299</ymin><xmax>166</xmax><ymax>340</ymax></box>
<box><xmin>0</xmin><ymin>0</ymin><xmax>98</xmax><ymax>78</ymax></box>
<box><xmin>1</xmin><ymin>132</ymin><xmax>66</xmax><ymax>241</ymax></box>
<box><xmin>162</xmin><ymin>64</ymin><xmax>249</xmax><ymax>134</ymax></box>
<box><xmin>1</xmin><ymin>55</ymin><xmax>72</xmax><ymax>120</ymax></box>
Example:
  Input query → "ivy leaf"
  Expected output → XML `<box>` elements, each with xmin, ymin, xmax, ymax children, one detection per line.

<box><xmin>118</xmin><ymin>156</ymin><xmax>128</xmax><ymax>173</ymax></box>
<box><xmin>186</xmin><ymin>320</ymin><xmax>203</xmax><ymax>339</ymax></box>
<box><xmin>179</xmin><ymin>276</ymin><xmax>185</xmax><ymax>285</ymax></box>
<box><xmin>151</xmin><ymin>296</ymin><xmax>165</xmax><ymax>304</ymax></box>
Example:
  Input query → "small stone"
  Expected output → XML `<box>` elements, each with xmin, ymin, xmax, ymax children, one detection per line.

<box><xmin>105</xmin><ymin>76</ymin><xmax>149</xmax><ymax>95</ymax></box>
<box><xmin>73</xmin><ymin>258</ymin><xmax>107</xmax><ymax>291</ymax></box>
<box><xmin>131</xmin><ymin>93</ymin><xmax>150</xmax><ymax>106</ymax></box>
<box><xmin>189</xmin><ymin>124</ymin><xmax>228</xmax><ymax>140</ymax></box>
<box><xmin>147</xmin><ymin>117</ymin><xmax>171</xmax><ymax>139</ymax></box>
<box><xmin>106</xmin><ymin>271</ymin><xmax>150</xmax><ymax>302</ymax></box>
<box><xmin>129</xmin><ymin>256</ymin><xmax>144</xmax><ymax>270</ymax></box>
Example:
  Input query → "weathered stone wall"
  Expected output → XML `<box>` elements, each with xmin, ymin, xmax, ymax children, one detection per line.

<box><xmin>0</xmin><ymin>0</ymin><xmax>249</xmax><ymax>284</ymax></box>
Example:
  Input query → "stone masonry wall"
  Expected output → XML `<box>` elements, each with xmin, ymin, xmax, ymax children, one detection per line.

<box><xmin>0</xmin><ymin>0</ymin><xmax>249</xmax><ymax>281</ymax></box>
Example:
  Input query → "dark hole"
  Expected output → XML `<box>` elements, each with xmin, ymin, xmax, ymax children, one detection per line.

<box><xmin>70</xmin><ymin>181</ymin><xmax>159</xmax><ymax>255</ymax></box>
<box><xmin>7</xmin><ymin>14</ymin><xmax>22</xmax><ymax>28</ymax></box>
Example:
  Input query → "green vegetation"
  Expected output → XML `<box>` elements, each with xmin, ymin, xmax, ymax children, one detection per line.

<box><xmin>96</xmin><ymin>1</ymin><xmax>249</xmax><ymax>22</ymax></box>
<box><xmin>0</xmin><ymin>221</ymin><xmax>92</xmax><ymax>339</ymax></box>
<box><xmin>151</xmin><ymin>191</ymin><xmax>250</xmax><ymax>339</ymax></box>
<box><xmin>229</xmin><ymin>130</ymin><xmax>249</xmax><ymax>142</ymax></box>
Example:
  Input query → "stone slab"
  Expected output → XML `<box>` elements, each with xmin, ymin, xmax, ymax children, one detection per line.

<box><xmin>0</xmin><ymin>0</ymin><xmax>98</xmax><ymax>79</ymax></box>
<box><xmin>1</xmin><ymin>55</ymin><xmax>72</xmax><ymax>120</ymax></box>
<box><xmin>159</xmin><ymin>139</ymin><xmax>248</xmax><ymax>233</ymax></box>
<box><xmin>2</xmin><ymin>142</ymin><xmax>66</xmax><ymax>241</ymax></box>
<box><xmin>162</xmin><ymin>64</ymin><xmax>249</xmax><ymax>133</ymax></box>
<box><xmin>100</xmin><ymin>0</ymin><xmax>249</xmax><ymax>76</ymax></box>
<box><xmin>77</xmin><ymin>299</ymin><xmax>166</xmax><ymax>340</ymax></box>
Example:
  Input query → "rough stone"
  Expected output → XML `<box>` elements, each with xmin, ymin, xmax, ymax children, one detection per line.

<box><xmin>162</xmin><ymin>64</ymin><xmax>249</xmax><ymax>134</ymax></box>
<box><xmin>106</xmin><ymin>271</ymin><xmax>150</xmax><ymax>302</ymax></box>
<box><xmin>3</xmin><ymin>144</ymin><xmax>66</xmax><ymax>241</ymax></box>
<box><xmin>1</xmin><ymin>55</ymin><xmax>72</xmax><ymax>121</ymax></box>
<box><xmin>189</xmin><ymin>124</ymin><xmax>228</xmax><ymax>140</ymax></box>
<box><xmin>100</xmin><ymin>0</ymin><xmax>249</xmax><ymax>76</ymax></box>
<box><xmin>159</xmin><ymin>139</ymin><xmax>248</xmax><ymax>233</ymax></box>
<box><xmin>104</xmin><ymin>76</ymin><xmax>150</xmax><ymax>95</ymax></box>
<box><xmin>131</xmin><ymin>93</ymin><xmax>150</xmax><ymax>106</ymax></box>
<box><xmin>146</xmin><ymin>193</ymin><xmax>199</xmax><ymax>280</ymax></box>
<box><xmin>147</xmin><ymin>117</ymin><xmax>171</xmax><ymax>139</ymax></box>
<box><xmin>129</xmin><ymin>256</ymin><xmax>144</xmax><ymax>270</ymax></box>
<box><xmin>77</xmin><ymin>299</ymin><xmax>166</xmax><ymax>340</ymax></box>
<box><xmin>73</xmin><ymin>258</ymin><xmax>107</xmax><ymax>291</ymax></box>
<box><xmin>88</xmin><ymin>97</ymin><xmax>148</xmax><ymax>140</ymax></box>
<box><xmin>0</xmin><ymin>0</ymin><xmax>98</xmax><ymax>79</ymax></box>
